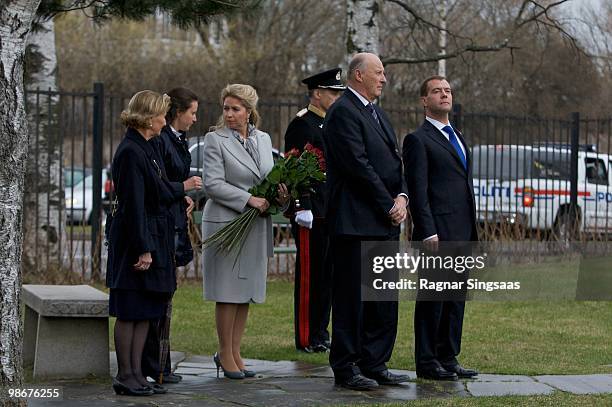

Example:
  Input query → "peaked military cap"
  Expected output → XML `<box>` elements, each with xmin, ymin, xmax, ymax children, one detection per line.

<box><xmin>301</xmin><ymin>68</ymin><xmax>346</xmax><ymax>90</ymax></box>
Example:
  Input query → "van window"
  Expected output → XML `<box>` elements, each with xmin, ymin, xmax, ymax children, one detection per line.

<box><xmin>531</xmin><ymin>152</ymin><xmax>571</xmax><ymax>180</ymax></box>
<box><xmin>472</xmin><ymin>146</ymin><xmax>527</xmax><ymax>180</ymax></box>
<box><xmin>472</xmin><ymin>146</ymin><xmax>570</xmax><ymax>181</ymax></box>
<box><xmin>585</xmin><ymin>157</ymin><xmax>608</xmax><ymax>185</ymax></box>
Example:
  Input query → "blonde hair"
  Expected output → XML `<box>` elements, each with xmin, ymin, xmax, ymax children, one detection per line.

<box><xmin>215</xmin><ymin>84</ymin><xmax>261</xmax><ymax>129</ymax></box>
<box><xmin>120</xmin><ymin>90</ymin><xmax>171</xmax><ymax>129</ymax></box>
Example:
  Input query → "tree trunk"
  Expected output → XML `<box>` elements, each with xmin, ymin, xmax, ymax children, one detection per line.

<box><xmin>346</xmin><ymin>0</ymin><xmax>380</xmax><ymax>55</ymax></box>
<box><xmin>22</xmin><ymin>15</ymin><xmax>67</xmax><ymax>280</ymax></box>
<box><xmin>0</xmin><ymin>1</ymin><xmax>42</xmax><ymax>405</ymax></box>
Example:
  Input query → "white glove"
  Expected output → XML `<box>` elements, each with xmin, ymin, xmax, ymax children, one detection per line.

<box><xmin>295</xmin><ymin>210</ymin><xmax>314</xmax><ymax>229</ymax></box>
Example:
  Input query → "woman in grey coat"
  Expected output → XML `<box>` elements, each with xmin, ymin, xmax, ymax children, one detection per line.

<box><xmin>201</xmin><ymin>84</ymin><xmax>288</xmax><ymax>379</ymax></box>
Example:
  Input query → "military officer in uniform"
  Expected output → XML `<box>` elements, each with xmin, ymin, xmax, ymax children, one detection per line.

<box><xmin>284</xmin><ymin>68</ymin><xmax>345</xmax><ymax>352</ymax></box>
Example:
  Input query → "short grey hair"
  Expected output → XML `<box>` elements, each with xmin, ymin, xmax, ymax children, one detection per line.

<box><xmin>348</xmin><ymin>53</ymin><xmax>369</xmax><ymax>80</ymax></box>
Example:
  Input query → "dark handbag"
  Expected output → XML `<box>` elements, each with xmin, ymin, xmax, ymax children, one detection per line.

<box><xmin>174</xmin><ymin>229</ymin><xmax>194</xmax><ymax>267</ymax></box>
<box><xmin>104</xmin><ymin>173</ymin><xmax>119</xmax><ymax>247</ymax></box>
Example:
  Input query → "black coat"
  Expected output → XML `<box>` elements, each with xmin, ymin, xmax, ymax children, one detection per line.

<box><xmin>402</xmin><ymin>120</ymin><xmax>477</xmax><ymax>242</ymax></box>
<box><xmin>154</xmin><ymin>126</ymin><xmax>193</xmax><ymax>266</ymax></box>
<box><xmin>284</xmin><ymin>107</ymin><xmax>327</xmax><ymax>218</ymax></box>
<box><xmin>323</xmin><ymin>90</ymin><xmax>407</xmax><ymax>237</ymax></box>
<box><xmin>106</xmin><ymin>128</ymin><xmax>180</xmax><ymax>293</ymax></box>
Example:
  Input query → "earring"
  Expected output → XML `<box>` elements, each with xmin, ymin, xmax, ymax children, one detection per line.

<box><xmin>148</xmin><ymin>122</ymin><xmax>153</xmax><ymax>128</ymax></box>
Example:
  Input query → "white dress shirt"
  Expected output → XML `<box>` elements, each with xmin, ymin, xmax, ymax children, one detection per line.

<box><xmin>425</xmin><ymin>116</ymin><xmax>466</xmax><ymax>158</ymax></box>
<box><xmin>169</xmin><ymin>125</ymin><xmax>182</xmax><ymax>139</ymax></box>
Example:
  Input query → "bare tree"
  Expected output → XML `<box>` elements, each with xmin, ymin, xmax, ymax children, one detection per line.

<box><xmin>23</xmin><ymin>15</ymin><xmax>67</xmax><ymax>277</ymax></box>
<box><xmin>347</xmin><ymin>0</ymin><xmax>381</xmax><ymax>55</ymax></box>
<box><xmin>381</xmin><ymin>0</ymin><xmax>578</xmax><ymax>65</ymax></box>
<box><xmin>0</xmin><ymin>1</ymin><xmax>43</xmax><ymax>404</ymax></box>
<box><xmin>193</xmin><ymin>0</ymin><xmax>346</xmax><ymax>99</ymax></box>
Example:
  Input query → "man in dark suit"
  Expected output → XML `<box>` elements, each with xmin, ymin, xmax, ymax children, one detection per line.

<box><xmin>284</xmin><ymin>68</ymin><xmax>344</xmax><ymax>353</ymax></box>
<box><xmin>323</xmin><ymin>53</ymin><xmax>409</xmax><ymax>390</ymax></box>
<box><xmin>403</xmin><ymin>75</ymin><xmax>478</xmax><ymax>381</ymax></box>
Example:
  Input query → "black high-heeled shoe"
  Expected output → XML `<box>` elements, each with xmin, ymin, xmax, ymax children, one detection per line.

<box><xmin>145</xmin><ymin>383</ymin><xmax>168</xmax><ymax>394</ymax></box>
<box><xmin>213</xmin><ymin>352</ymin><xmax>245</xmax><ymax>379</ymax></box>
<box><xmin>112</xmin><ymin>378</ymin><xmax>154</xmax><ymax>396</ymax></box>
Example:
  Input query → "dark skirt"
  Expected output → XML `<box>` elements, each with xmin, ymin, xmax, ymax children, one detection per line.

<box><xmin>109</xmin><ymin>289</ymin><xmax>170</xmax><ymax>321</ymax></box>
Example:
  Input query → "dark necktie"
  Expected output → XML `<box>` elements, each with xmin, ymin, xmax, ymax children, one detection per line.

<box><xmin>442</xmin><ymin>125</ymin><xmax>467</xmax><ymax>170</ymax></box>
<box><xmin>367</xmin><ymin>103</ymin><xmax>381</xmax><ymax>126</ymax></box>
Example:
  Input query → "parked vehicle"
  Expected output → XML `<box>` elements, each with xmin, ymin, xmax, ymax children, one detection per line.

<box><xmin>65</xmin><ymin>171</ymin><xmax>108</xmax><ymax>224</ymax></box>
<box><xmin>472</xmin><ymin>144</ymin><xmax>612</xmax><ymax>239</ymax></box>
<box><xmin>64</xmin><ymin>167</ymin><xmax>91</xmax><ymax>188</ymax></box>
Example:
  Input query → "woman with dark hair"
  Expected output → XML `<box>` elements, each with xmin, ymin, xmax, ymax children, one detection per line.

<box><xmin>141</xmin><ymin>88</ymin><xmax>202</xmax><ymax>384</ymax></box>
<box><xmin>107</xmin><ymin>90</ymin><xmax>179</xmax><ymax>396</ymax></box>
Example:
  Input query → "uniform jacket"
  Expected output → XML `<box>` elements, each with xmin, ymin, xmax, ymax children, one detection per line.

<box><xmin>154</xmin><ymin>125</ymin><xmax>193</xmax><ymax>266</ymax></box>
<box><xmin>402</xmin><ymin>120</ymin><xmax>477</xmax><ymax>241</ymax></box>
<box><xmin>284</xmin><ymin>105</ymin><xmax>327</xmax><ymax>218</ymax></box>
<box><xmin>106</xmin><ymin>128</ymin><xmax>180</xmax><ymax>293</ymax></box>
<box><xmin>201</xmin><ymin>126</ymin><xmax>275</xmax><ymax>303</ymax></box>
<box><xmin>323</xmin><ymin>89</ymin><xmax>407</xmax><ymax>237</ymax></box>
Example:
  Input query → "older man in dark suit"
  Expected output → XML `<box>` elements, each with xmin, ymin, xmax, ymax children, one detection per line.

<box><xmin>323</xmin><ymin>53</ymin><xmax>409</xmax><ymax>390</ymax></box>
<box><xmin>403</xmin><ymin>75</ymin><xmax>479</xmax><ymax>381</ymax></box>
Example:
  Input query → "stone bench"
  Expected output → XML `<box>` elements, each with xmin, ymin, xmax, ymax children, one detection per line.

<box><xmin>23</xmin><ymin>284</ymin><xmax>110</xmax><ymax>379</ymax></box>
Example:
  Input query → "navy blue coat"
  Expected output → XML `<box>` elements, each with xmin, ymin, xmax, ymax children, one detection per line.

<box><xmin>154</xmin><ymin>125</ymin><xmax>193</xmax><ymax>266</ymax></box>
<box><xmin>323</xmin><ymin>90</ymin><xmax>407</xmax><ymax>237</ymax></box>
<box><xmin>402</xmin><ymin>120</ymin><xmax>477</xmax><ymax>241</ymax></box>
<box><xmin>106</xmin><ymin>128</ymin><xmax>180</xmax><ymax>293</ymax></box>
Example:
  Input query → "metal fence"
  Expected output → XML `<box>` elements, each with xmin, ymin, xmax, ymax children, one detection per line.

<box><xmin>23</xmin><ymin>83</ymin><xmax>612</xmax><ymax>282</ymax></box>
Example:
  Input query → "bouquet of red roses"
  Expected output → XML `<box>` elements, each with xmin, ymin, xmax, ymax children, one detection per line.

<box><xmin>202</xmin><ymin>143</ymin><xmax>326</xmax><ymax>255</ymax></box>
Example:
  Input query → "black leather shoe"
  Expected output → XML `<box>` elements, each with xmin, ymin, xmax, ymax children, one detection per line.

<box><xmin>416</xmin><ymin>366</ymin><xmax>458</xmax><ymax>381</ymax></box>
<box><xmin>311</xmin><ymin>343</ymin><xmax>330</xmax><ymax>353</ymax></box>
<box><xmin>363</xmin><ymin>369</ymin><xmax>410</xmax><ymax>385</ymax></box>
<box><xmin>335</xmin><ymin>374</ymin><xmax>379</xmax><ymax>390</ymax></box>
<box><xmin>442</xmin><ymin>364</ymin><xmax>478</xmax><ymax>378</ymax></box>
<box><xmin>112</xmin><ymin>378</ymin><xmax>154</xmax><ymax>396</ymax></box>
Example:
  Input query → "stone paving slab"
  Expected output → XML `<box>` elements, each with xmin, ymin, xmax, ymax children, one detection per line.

<box><xmin>471</xmin><ymin>373</ymin><xmax>535</xmax><ymax>382</ymax></box>
<box><xmin>25</xmin><ymin>354</ymin><xmax>612</xmax><ymax>406</ymax></box>
<box><xmin>467</xmin><ymin>381</ymin><xmax>555</xmax><ymax>397</ymax></box>
<box><xmin>534</xmin><ymin>374</ymin><xmax>612</xmax><ymax>394</ymax></box>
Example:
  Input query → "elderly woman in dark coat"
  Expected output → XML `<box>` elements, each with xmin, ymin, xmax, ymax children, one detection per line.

<box><xmin>141</xmin><ymin>88</ymin><xmax>203</xmax><ymax>384</ymax></box>
<box><xmin>106</xmin><ymin>90</ymin><xmax>180</xmax><ymax>396</ymax></box>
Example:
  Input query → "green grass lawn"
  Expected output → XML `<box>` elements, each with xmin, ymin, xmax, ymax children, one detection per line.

<box><xmin>116</xmin><ymin>279</ymin><xmax>612</xmax><ymax>376</ymax></box>
<box><xmin>355</xmin><ymin>392</ymin><xmax>612</xmax><ymax>406</ymax></box>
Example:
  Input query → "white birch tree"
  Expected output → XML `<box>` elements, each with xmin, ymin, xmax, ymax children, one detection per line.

<box><xmin>347</xmin><ymin>0</ymin><xmax>380</xmax><ymax>55</ymax></box>
<box><xmin>0</xmin><ymin>1</ymin><xmax>43</xmax><ymax>404</ymax></box>
<box><xmin>23</xmin><ymin>15</ymin><xmax>66</xmax><ymax>276</ymax></box>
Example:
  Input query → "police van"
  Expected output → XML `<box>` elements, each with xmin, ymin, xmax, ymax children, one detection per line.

<box><xmin>472</xmin><ymin>144</ymin><xmax>612</xmax><ymax>239</ymax></box>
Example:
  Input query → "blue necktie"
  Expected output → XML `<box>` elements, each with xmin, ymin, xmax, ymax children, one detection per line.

<box><xmin>367</xmin><ymin>103</ymin><xmax>381</xmax><ymax>126</ymax></box>
<box><xmin>442</xmin><ymin>125</ymin><xmax>467</xmax><ymax>170</ymax></box>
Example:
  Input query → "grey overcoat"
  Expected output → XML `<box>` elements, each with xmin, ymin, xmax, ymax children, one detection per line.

<box><xmin>201</xmin><ymin>126</ymin><xmax>274</xmax><ymax>303</ymax></box>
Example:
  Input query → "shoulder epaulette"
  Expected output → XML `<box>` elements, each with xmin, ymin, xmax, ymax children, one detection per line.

<box><xmin>296</xmin><ymin>108</ymin><xmax>308</xmax><ymax>117</ymax></box>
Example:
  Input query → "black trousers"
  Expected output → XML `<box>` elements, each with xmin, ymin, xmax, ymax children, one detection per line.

<box><xmin>329</xmin><ymin>235</ymin><xmax>399</xmax><ymax>381</ymax></box>
<box><xmin>414</xmin><ymin>243</ymin><xmax>469</xmax><ymax>370</ymax></box>
<box><xmin>292</xmin><ymin>218</ymin><xmax>332</xmax><ymax>349</ymax></box>
<box><xmin>414</xmin><ymin>300</ymin><xmax>465</xmax><ymax>370</ymax></box>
